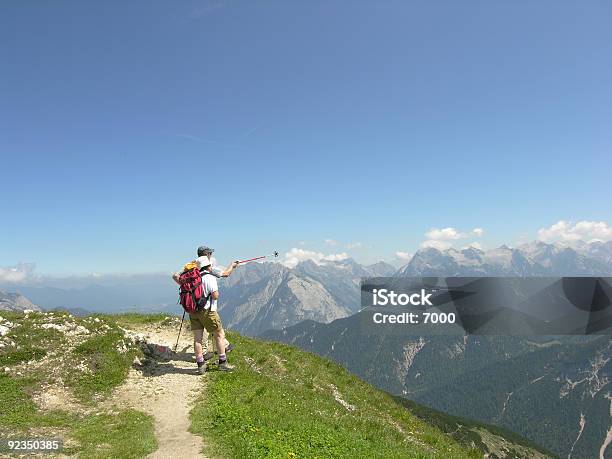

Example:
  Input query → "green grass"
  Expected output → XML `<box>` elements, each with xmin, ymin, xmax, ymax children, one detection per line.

<box><xmin>101</xmin><ymin>312</ymin><xmax>175</xmax><ymax>328</ymax></box>
<box><xmin>0</xmin><ymin>347</ymin><xmax>47</xmax><ymax>366</ymax></box>
<box><xmin>66</xmin><ymin>328</ymin><xmax>140</xmax><ymax>400</ymax></box>
<box><xmin>0</xmin><ymin>373</ymin><xmax>75</xmax><ymax>429</ymax></box>
<box><xmin>70</xmin><ymin>409</ymin><xmax>157</xmax><ymax>458</ymax></box>
<box><xmin>2</xmin><ymin>312</ymin><xmax>68</xmax><ymax>348</ymax></box>
<box><xmin>190</xmin><ymin>332</ymin><xmax>480</xmax><ymax>459</ymax></box>
<box><xmin>0</xmin><ymin>373</ymin><xmax>156</xmax><ymax>458</ymax></box>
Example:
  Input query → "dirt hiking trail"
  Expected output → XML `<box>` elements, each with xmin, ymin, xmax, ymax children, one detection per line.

<box><xmin>109</xmin><ymin>322</ymin><xmax>207</xmax><ymax>459</ymax></box>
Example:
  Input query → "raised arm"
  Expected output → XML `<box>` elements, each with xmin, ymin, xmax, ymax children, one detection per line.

<box><xmin>219</xmin><ymin>261</ymin><xmax>240</xmax><ymax>277</ymax></box>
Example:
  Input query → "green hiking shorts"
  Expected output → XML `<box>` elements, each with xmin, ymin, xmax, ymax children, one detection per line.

<box><xmin>189</xmin><ymin>309</ymin><xmax>223</xmax><ymax>333</ymax></box>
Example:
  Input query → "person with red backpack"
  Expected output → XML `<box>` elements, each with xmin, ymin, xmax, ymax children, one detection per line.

<box><xmin>192</xmin><ymin>256</ymin><xmax>234</xmax><ymax>372</ymax></box>
<box><xmin>173</xmin><ymin>255</ymin><xmax>235</xmax><ymax>373</ymax></box>
<box><xmin>193</xmin><ymin>246</ymin><xmax>237</xmax><ymax>361</ymax></box>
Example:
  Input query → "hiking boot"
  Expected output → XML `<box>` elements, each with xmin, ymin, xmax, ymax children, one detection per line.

<box><xmin>218</xmin><ymin>361</ymin><xmax>234</xmax><ymax>372</ymax></box>
<box><xmin>203</xmin><ymin>352</ymin><xmax>215</xmax><ymax>361</ymax></box>
<box><xmin>197</xmin><ymin>361</ymin><xmax>206</xmax><ymax>375</ymax></box>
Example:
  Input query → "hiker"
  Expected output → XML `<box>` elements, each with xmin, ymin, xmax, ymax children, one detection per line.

<box><xmin>172</xmin><ymin>248</ymin><xmax>239</xmax><ymax>363</ymax></box>
<box><xmin>194</xmin><ymin>246</ymin><xmax>240</xmax><ymax>359</ymax></box>
<box><xmin>188</xmin><ymin>255</ymin><xmax>234</xmax><ymax>373</ymax></box>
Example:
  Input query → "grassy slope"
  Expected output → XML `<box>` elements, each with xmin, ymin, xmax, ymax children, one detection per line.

<box><xmin>191</xmin><ymin>331</ymin><xmax>481</xmax><ymax>458</ymax></box>
<box><xmin>0</xmin><ymin>311</ymin><xmax>157</xmax><ymax>458</ymax></box>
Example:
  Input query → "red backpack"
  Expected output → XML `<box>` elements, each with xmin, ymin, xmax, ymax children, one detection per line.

<box><xmin>178</xmin><ymin>268</ymin><xmax>205</xmax><ymax>313</ymax></box>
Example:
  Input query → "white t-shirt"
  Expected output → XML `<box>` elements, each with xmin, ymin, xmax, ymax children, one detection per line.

<box><xmin>201</xmin><ymin>273</ymin><xmax>219</xmax><ymax>311</ymax></box>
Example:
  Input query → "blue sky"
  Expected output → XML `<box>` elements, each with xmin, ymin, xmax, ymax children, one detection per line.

<box><xmin>1</xmin><ymin>1</ymin><xmax>611</xmax><ymax>275</ymax></box>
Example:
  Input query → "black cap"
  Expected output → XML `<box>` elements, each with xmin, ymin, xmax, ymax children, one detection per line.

<box><xmin>197</xmin><ymin>246</ymin><xmax>214</xmax><ymax>257</ymax></box>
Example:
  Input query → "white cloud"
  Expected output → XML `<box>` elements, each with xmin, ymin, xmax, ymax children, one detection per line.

<box><xmin>0</xmin><ymin>263</ymin><xmax>37</xmax><ymax>283</ymax></box>
<box><xmin>282</xmin><ymin>248</ymin><xmax>349</xmax><ymax>268</ymax></box>
<box><xmin>425</xmin><ymin>227</ymin><xmax>484</xmax><ymax>241</ymax></box>
<box><xmin>425</xmin><ymin>227</ymin><xmax>464</xmax><ymax>241</ymax></box>
<box><xmin>395</xmin><ymin>251</ymin><xmax>413</xmax><ymax>261</ymax></box>
<box><xmin>346</xmin><ymin>242</ymin><xmax>363</xmax><ymax>250</ymax></box>
<box><xmin>421</xmin><ymin>239</ymin><xmax>453</xmax><ymax>250</ymax></box>
<box><xmin>537</xmin><ymin>220</ymin><xmax>612</xmax><ymax>244</ymax></box>
<box><xmin>421</xmin><ymin>227</ymin><xmax>484</xmax><ymax>250</ymax></box>
<box><xmin>324</xmin><ymin>239</ymin><xmax>338</xmax><ymax>246</ymax></box>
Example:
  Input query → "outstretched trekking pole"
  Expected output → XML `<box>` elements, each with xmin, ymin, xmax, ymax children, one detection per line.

<box><xmin>237</xmin><ymin>251</ymin><xmax>279</xmax><ymax>265</ymax></box>
<box><xmin>174</xmin><ymin>310</ymin><xmax>186</xmax><ymax>353</ymax></box>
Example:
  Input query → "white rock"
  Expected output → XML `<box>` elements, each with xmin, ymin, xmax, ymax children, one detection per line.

<box><xmin>23</xmin><ymin>309</ymin><xmax>34</xmax><ymax>314</ymax></box>
<box><xmin>3</xmin><ymin>367</ymin><xmax>9</xmax><ymax>373</ymax></box>
<box><xmin>68</xmin><ymin>326</ymin><xmax>90</xmax><ymax>336</ymax></box>
<box><xmin>0</xmin><ymin>325</ymin><xmax>9</xmax><ymax>337</ymax></box>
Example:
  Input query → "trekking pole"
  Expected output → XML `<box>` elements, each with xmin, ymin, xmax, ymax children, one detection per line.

<box><xmin>237</xmin><ymin>251</ymin><xmax>279</xmax><ymax>265</ymax></box>
<box><xmin>174</xmin><ymin>310</ymin><xmax>186</xmax><ymax>353</ymax></box>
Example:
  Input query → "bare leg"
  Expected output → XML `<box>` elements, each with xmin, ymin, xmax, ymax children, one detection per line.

<box><xmin>193</xmin><ymin>329</ymin><xmax>204</xmax><ymax>360</ymax></box>
<box><xmin>211</xmin><ymin>334</ymin><xmax>230</xmax><ymax>352</ymax></box>
<box><xmin>214</xmin><ymin>328</ymin><xmax>226</xmax><ymax>357</ymax></box>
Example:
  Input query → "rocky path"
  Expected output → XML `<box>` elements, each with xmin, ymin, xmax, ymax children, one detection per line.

<box><xmin>109</xmin><ymin>323</ymin><xmax>207</xmax><ymax>459</ymax></box>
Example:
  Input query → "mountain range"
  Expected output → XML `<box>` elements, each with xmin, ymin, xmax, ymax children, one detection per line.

<box><xmin>398</xmin><ymin>240</ymin><xmax>612</xmax><ymax>277</ymax></box>
<box><xmin>219</xmin><ymin>240</ymin><xmax>612</xmax><ymax>336</ymax></box>
<box><xmin>0</xmin><ymin>290</ymin><xmax>40</xmax><ymax>312</ymax></box>
<box><xmin>3</xmin><ymin>240</ymin><xmax>612</xmax><ymax>334</ymax></box>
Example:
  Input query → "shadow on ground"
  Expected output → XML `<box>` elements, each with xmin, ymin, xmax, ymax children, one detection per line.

<box><xmin>134</xmin><ymin>359</ymin><xmax>199</xmax><ymax>377</ymax></box>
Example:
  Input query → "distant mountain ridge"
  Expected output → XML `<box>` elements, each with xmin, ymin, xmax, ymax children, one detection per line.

<box><xmin>220</xmin><ymin>241</ymin><xmax>612</xmax><ymax>335</ymax></box>
<box><xmin>0</xmin><ymin>290</ymin><xmax>40</xmax><ymax>312</ymax></box>
<box><xmin>397</xmin><ymin>240</ymin><xmax>612</xmax><ymax>277</ymax></box>
<box><xmin>3</xmin><ymin>240</ymin><xmax>611</xmax><ymax>333</ymax></box>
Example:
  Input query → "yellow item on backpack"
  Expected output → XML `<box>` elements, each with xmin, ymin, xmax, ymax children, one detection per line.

<box><xmin>183</xmin><ymin>261</ymin><xmax>198</xmax><ymax>272</ymax></box>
